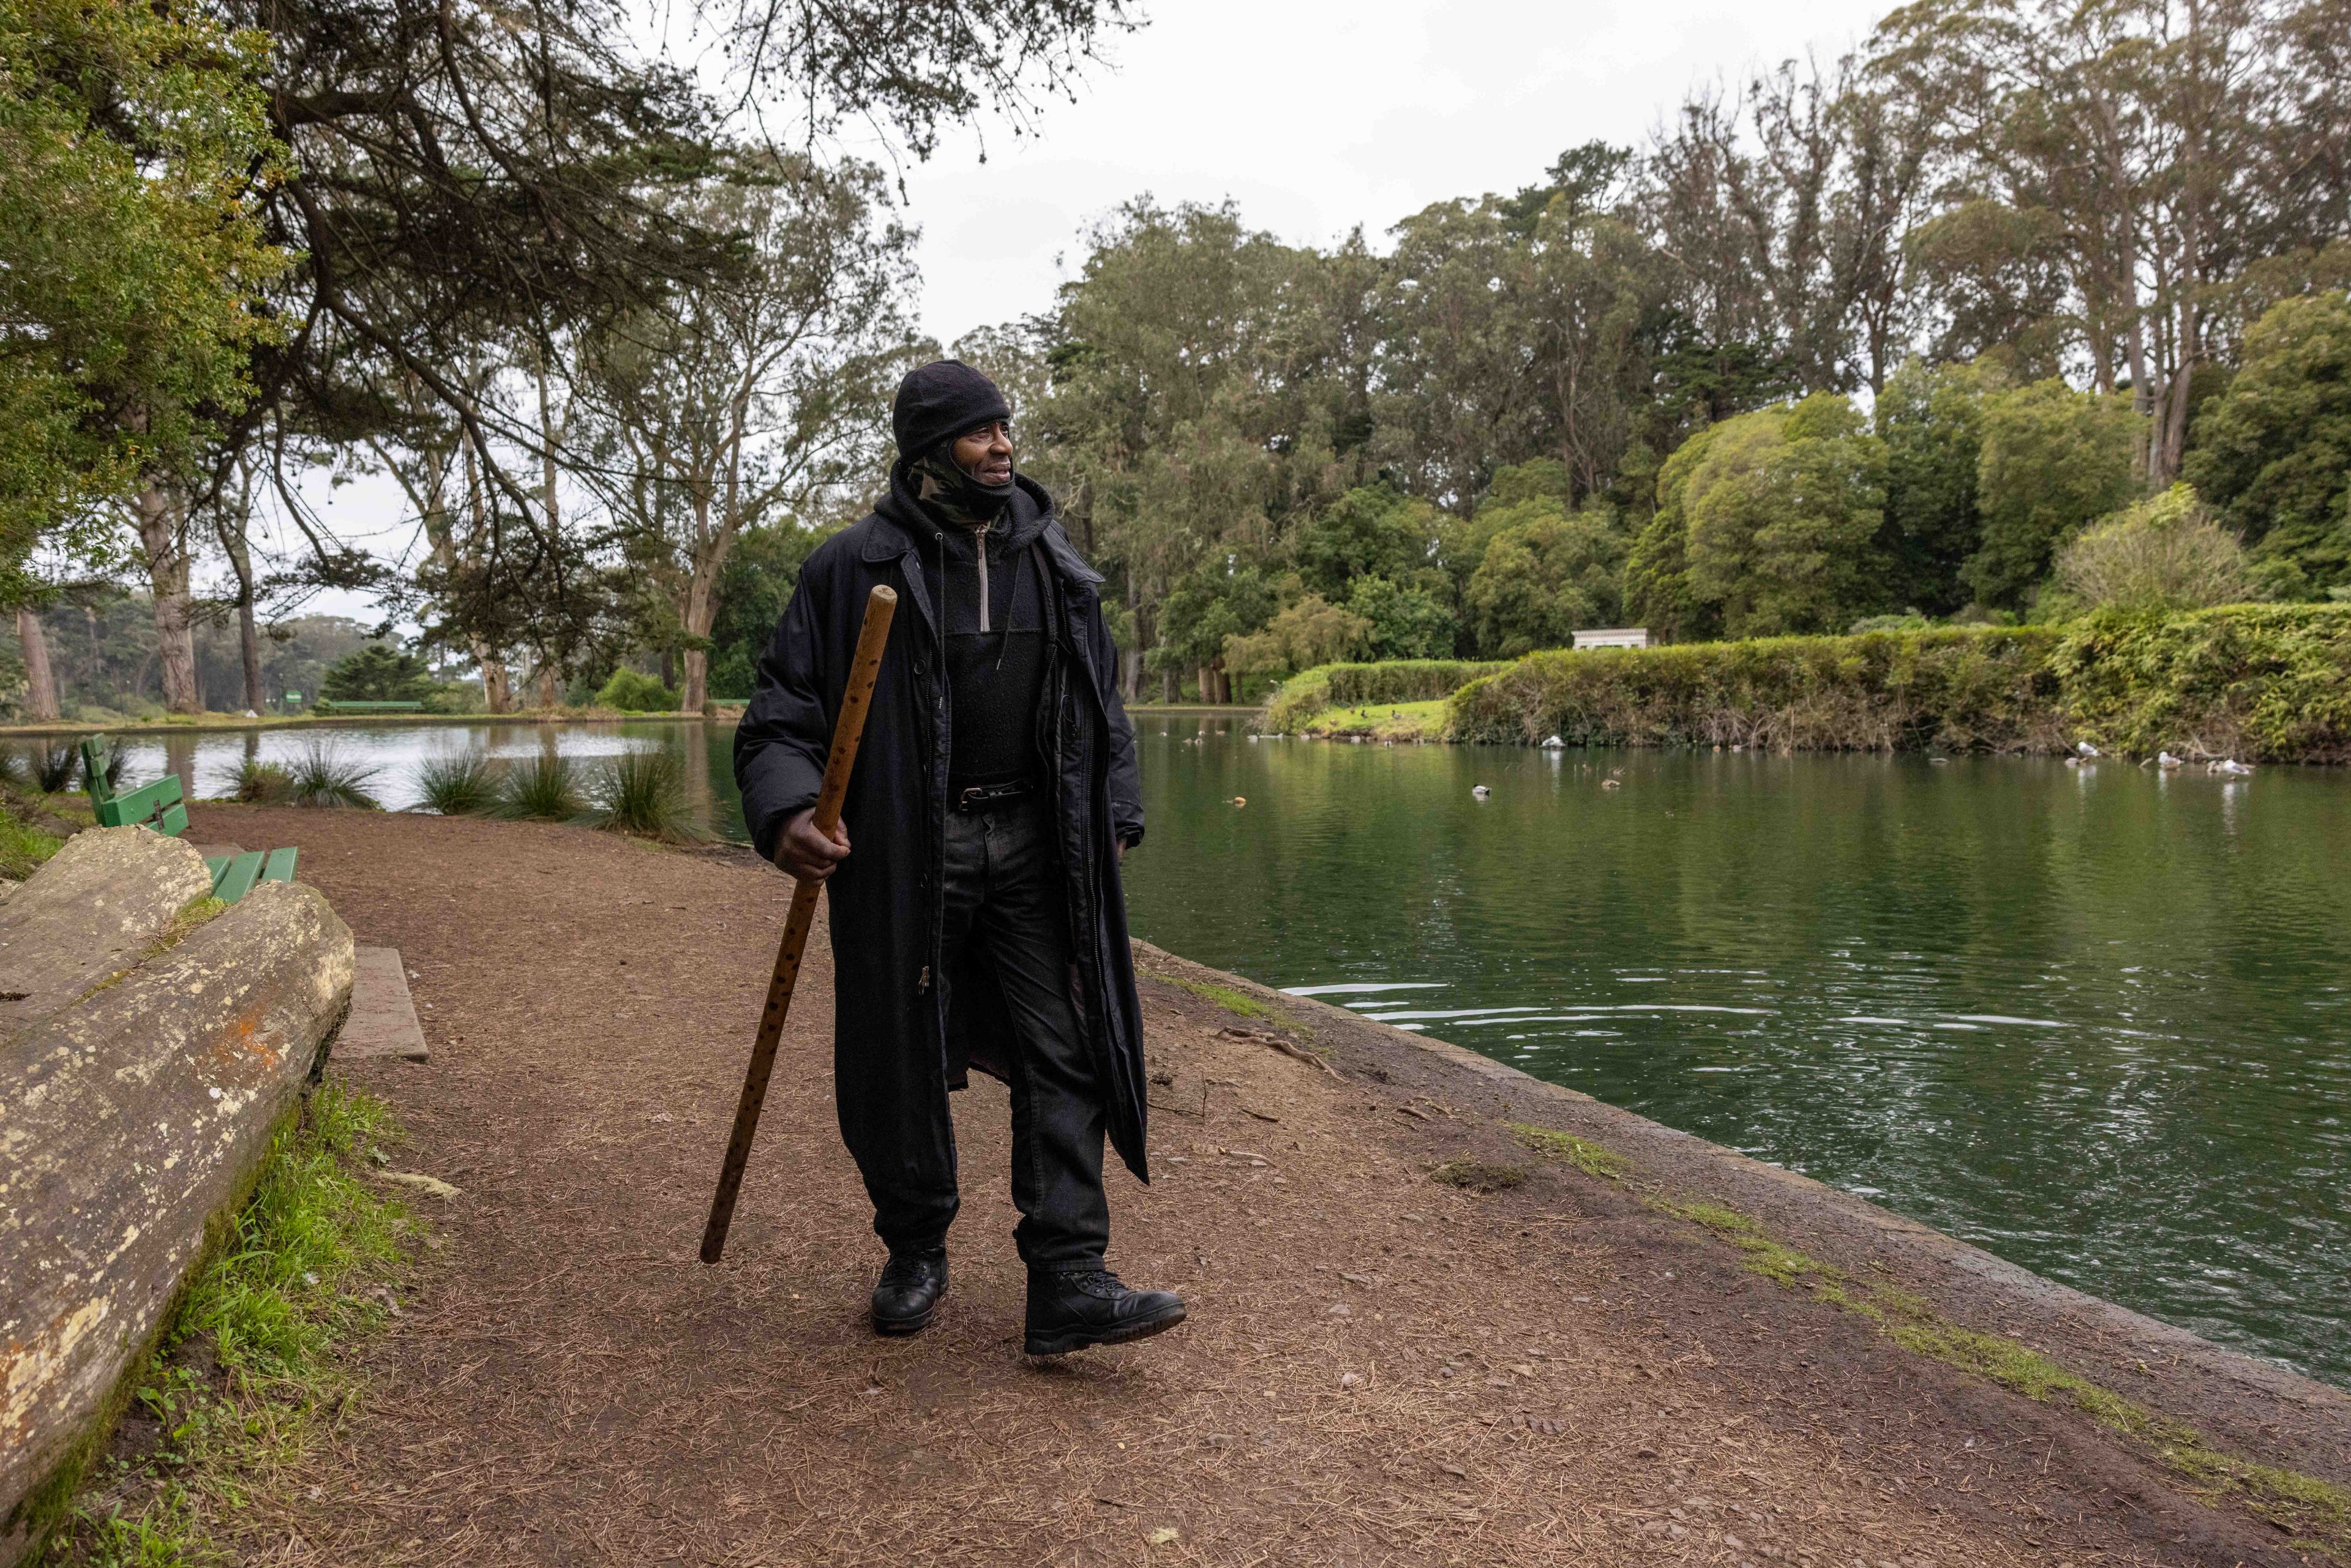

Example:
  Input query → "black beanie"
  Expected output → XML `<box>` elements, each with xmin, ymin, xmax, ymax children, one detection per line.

<box><xmin>892</xmin><ymin>360</ymin><xmax>1011</xmax><ymax>460</ymax></box>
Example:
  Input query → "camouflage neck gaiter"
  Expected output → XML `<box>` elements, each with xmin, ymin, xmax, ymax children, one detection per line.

<box><xmin>910</xmin><ymin>444</ymin><xmax>1014</xmax><ymax>533</ymax></box>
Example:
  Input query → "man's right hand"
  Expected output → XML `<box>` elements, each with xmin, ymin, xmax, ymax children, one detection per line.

<box><xmin>777</xmin><ymin>808</ymin><xmax>851</xmax><ymax>882</ymax></box>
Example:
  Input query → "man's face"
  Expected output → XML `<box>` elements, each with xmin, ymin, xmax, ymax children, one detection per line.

<box><xmin>950</xmin><ymin>420</ymin><xmax>1014</xmax><ymax>487</ymax></box>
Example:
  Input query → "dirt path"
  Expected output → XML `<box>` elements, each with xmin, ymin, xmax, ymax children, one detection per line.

<box><xmin>187</xmin><ymin>804</ymin><xmax>2339</xmax><ymax>1567</ymax></box>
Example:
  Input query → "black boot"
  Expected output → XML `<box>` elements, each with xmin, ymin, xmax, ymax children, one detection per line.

<box><xmin>1024</xmin><ymin>1267</ymin><xmax>1186</xmax><ymax>1356</ymax></box>
<box><xmin>871</xmin><ymin>1248</ymin><xmax>948</xmax><ymax>1336</ymax></box>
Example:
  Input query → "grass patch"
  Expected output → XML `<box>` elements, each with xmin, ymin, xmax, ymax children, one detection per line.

<box><xmin>1510</xmin><ymin>1123</ymin><xmax>1631</xmax><ymax>1179</ymax></box>
<box><xmin>1297</xmin><ymin>699</ymin><xmax>1451</xmax><ymax>741</ymax></box>
<box><xmin>1430</xmin><ymin>1158</ymin><xmax>1528</xmax><ymax>1193</ymax></box>
<box><xmin>1263</xmin><ymin>659</ymin><xmax>1511</xmax><ymax>733</ymax></box>
<box><xmin>1644</xmin><ymin>1192</ymin><xmax>2351</xmax><ymax>1553</ymax></box>
<box><xmin>413</xmin><ymin>752</ymin><xmax>499</xmax><ymax>816</ymax></box>
<box><xmin>37</xmin><ymin>1082</ymin><xmax>417</xmax><ymax>1567</ymax></box>
<box><xmin>584</xmin><ymin>750</ymin><xmax>698</xmax><ymax>840</ymax></box>
<box><xmin>1158</xmin><ymin>972</ymin><xmax>1274</xmax><ymax>1021</ymax></box>
<box><xmin>498</xmin><ymin>754</ymin><xmax>586</xmax><ymax>821</ymax></box>
<box><xmin>2</xmin><ymin>797</ymin><xmax>66</xmax><ymax>879</ymax></box>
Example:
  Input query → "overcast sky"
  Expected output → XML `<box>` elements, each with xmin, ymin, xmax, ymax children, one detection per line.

<box><xmin>890</xmin><ymin>0</ymin><xmax>1897</xmax><ymax>345</ymax></box>
<box><xmin>293</xmin><ymin>0</ymin><xmax>1898</xmax><ymax>628</ymax></box>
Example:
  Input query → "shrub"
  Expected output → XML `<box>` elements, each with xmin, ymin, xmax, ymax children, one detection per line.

<box><xmin>2050</xmin><ymin>603</ymin><xmax>2351</xmax><ymax>762</ymax></box>
<box><xmin>1464</xmin><ymin>502</ymin><xmax>1631</xmax><ymax>656</ymax></box>
<box><xmin>2056</xmin><ymin>485</ymin><xmax>2257</xmax><ymax>611</ymax></box>
<box><xmin>1444</xmin><ymin>604</ymin><xmax>2351</xmax><ymax>762</ymax></box>
<box><xmin>499</xmin><ymin>754</ymin><xmax>585</xmax><ymax>820</ymax></box>
<box><xmin>595</xmin><ymin>668</ymin><xmax>678</xmax><ymax>712</ymax></box>
<box><xmin>420</xmin><ymin>682</ymin><xmax>482</xmax><ymax>715</ymax></box>
<box><xmin>1264</xmin><ymin>659</ymin><xmax>1511</xmax><ymax>733</ymax></box>
<box><xmin>234</xmin><ymin>760</ymin><xmax>295</xmax><ymax>805</ymax></box>
<box><xmin>586</xmin><ymin>750</ymin><xmax>697</xmax><ymax>839</ymax></box>
<box><xmin>1223</xmin><ymin>595</ymin><xmax>1374</xmax><ymax>684</ymax></box>
<box><xmin>414</xmin><ymin>753</ymin><xmax>498</xmax><ymax>816</ymax></box>
<box><xmin>1449</xmin><ymin>627</ymin><xmax>2071</xmax><ymax>752</ymax></box>
<box><xmin>283</xmin><ymin>745</ymin><xmax>383</xmax><ymax>809</ymax></box>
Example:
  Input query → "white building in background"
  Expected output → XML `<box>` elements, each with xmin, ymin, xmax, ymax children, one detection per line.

<box><xmin>1571</xmin><ymin>628</ymin><xmax>1651</xmax><ymax>650</ymax></box>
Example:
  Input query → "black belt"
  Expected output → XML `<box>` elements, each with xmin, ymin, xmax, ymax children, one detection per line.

<box><xmin>951</xmin><ymin>778</ymin><xmax>1038</xmax><ymax>812</ymax></box>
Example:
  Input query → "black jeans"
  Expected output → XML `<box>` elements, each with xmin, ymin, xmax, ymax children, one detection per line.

<box><xmin>891</xmin><ymin>795</ymin><xmax>1110</xmax><ymax>1271</ymax></box>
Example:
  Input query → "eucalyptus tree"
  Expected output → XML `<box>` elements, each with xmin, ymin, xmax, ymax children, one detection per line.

<box><xmin>576</xmin><ymin>154</ymin><xmax>919</xmax><ymax>712</ymax></box>
<box><xmin>1</xmin><ymin>0</ymin><xmax>288</xmax><ymax>712</ymax></box>
<box><xmin>1869</xmin><ymin>0</ymin><xmax>2350</xmax><ymax>481</ymax></box>
<box><xmin>1035</xmin><ymin>200</ymin><xmax>1315</xmax><ymax>697</ymax></box>
<box><xmin>212</xmin><ymin>0</ymin><xmax>1131</xmax><ymax>683</ymax></box>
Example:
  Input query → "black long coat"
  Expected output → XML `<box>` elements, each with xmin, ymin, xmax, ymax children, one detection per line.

<box><xmin>733</xmin><ymin>473</ymin><xmax>1152</xmax><ymax>1194</ymax></box>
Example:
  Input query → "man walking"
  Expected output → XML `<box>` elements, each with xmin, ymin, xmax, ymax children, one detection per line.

<box><xmin>734</xmin><ymin>361</ymin><xmax>1185</xmax><ymax>1356</ymax></box>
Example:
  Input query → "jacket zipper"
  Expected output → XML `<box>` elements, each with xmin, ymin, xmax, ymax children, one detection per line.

<box><xmin>975</xmin><ymin>522</ymin><xmax>991</xmax><ymax>633</ymax></box>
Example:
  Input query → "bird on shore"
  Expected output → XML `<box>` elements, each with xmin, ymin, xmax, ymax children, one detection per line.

<box><xmin>1601</xmin><ymin>778</ymin><xmax>1622</xmax><ymax>790</ymax></box>
<box><xmin>2158</xmin><ymin>750</ymin><xmax>2185</xmax><ymax>768</ymax></box>
<box><xmin>2213</xmin><ymin>759</ymin><xmax>2255</xmax><ymax>776</ymax></box>
<box><xmin>1541</xmin><ymin>735</ymin><xmax>1565</xmax><ymax>749</ymax></box>
<box><xmin>2076</xmin><ymin>739</ymin><xmax>2100</xmax><ymax>757</ymax></box>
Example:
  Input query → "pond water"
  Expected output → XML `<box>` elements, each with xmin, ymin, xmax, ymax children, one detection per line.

<box><xmin>24</xmin><ymin>717</ymin><xmax>2346</xmax><ymax>1387</ymax></box>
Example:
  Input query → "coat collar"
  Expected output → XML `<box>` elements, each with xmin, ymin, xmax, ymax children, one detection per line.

<box><xmin>858</xmin><ymin>474</ymin><xmax>1102</xmax><ymax>588</ymax></box>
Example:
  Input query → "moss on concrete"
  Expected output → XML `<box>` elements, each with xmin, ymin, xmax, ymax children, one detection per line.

<box><xmin>1510</xmin><ymin>1123</ymin><xmax>1630</xmax><ymax>1180</ymax></box>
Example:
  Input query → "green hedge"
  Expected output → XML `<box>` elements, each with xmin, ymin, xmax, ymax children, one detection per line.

<box><xmin>1444</xmin><ymin>605</ymin><xmax>2351</xmax><ymax>762</ymax></box>
<box><xmin>1264</xmin><ymin>660</ymin><xmax>1512</xmax><ymax>733</ymax></box>
<box><xmin>2052</xmin><ymin>604</ymin><xmax>2351</xmax><ymax>762</ymax></box>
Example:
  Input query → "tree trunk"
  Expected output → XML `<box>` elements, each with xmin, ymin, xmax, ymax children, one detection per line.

<box><xmin>219</xmin><ymin>526</ymin><xmax>263</xmax><ymax>713</ymax></box>
<box><xmin>135</xmin><ymin>482</ymin><xmax>200</xmax><ymax>715</ymax></box>
<box><xmin>474</xmin><ymin>642</ymin><xmax>512</xmax><ymax>712</ymax></box>
<box><xmin>16</xmin><ymin>607</ymin><xmax>60</xmax><ymax>721</ymax></box>
<box><xmin>536</xmin><ymin>662</ymin><xmax>560</xmax><ymax>710</ymax></box>
<box><xmin>1122</xmin><ymin>577</ymin><xmax>1144</xmax><ymax>701</ymax></box>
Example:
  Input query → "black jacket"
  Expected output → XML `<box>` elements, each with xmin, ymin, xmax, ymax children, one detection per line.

<box><xmin>733</xmin><ymin>468</ymin><xmax>1152</xmax><ymax>1187</ymax></box>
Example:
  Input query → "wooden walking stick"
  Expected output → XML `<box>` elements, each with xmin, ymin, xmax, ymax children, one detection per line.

<box><xmin>702</xmin><ymin>583</ymin><xmax>898</xmax><ymax>1264</ymax></box>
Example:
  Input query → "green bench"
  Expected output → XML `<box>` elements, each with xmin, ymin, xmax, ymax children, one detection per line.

<box><xmin>313</xmin><ymin>699</ymin><xmax>422</xmax><ymax>714</ymax></box>
<box><xmin>81</xmin><ymin>735</ymin><xmax>298</xmax><ymax>903</ymax></box>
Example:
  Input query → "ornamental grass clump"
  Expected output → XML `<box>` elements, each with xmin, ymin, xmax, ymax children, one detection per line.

<box><xmin>499</xmin><ymin>753</ymin><xmax>586</xmax><ymax>820</ymax></box>
<box><xmin>414</xmin><ymin>752</ymin><xmax>499</xmax><ymax>816</ymax></box>
<box><xmin>32</xmin><ymin>742</ymin><xmax>80</xmax><ymax>793</ymax></box>
<box><xmin>586</xmin><ymin>749</ymin><xmax>698</xmax><ymax>839</ymax></box>
<box><xmin>284</xmin><ymin>745</ymin><xmax>382</xmax><ymax>809</ymax></box>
